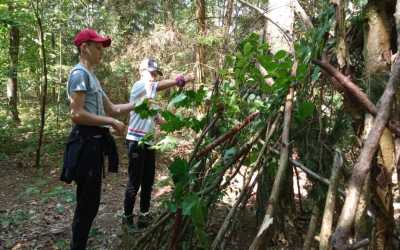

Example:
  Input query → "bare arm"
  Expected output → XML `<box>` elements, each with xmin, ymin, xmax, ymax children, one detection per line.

<box><xmin>156</xmin><ymin>73</ymin><xmax>195</xmax><ymax>91</ymax></box>
<box><xmin>102</xmin><ymin>94</ymin><xmax>135</xmax><ymax>117</ymax></box>
<box><xmin>69</xmin><ymin>92</ymin><xmax>125</xmax><ymax>135</ymax></box>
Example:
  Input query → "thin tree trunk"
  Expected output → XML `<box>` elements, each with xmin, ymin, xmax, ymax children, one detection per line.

<box><xmin>331</xmin><ymin>57</ymin><xmax>400</xmax><ymax>250</ymax></box>
<box><xmin>195</xmin><ymin>0</ymin><xmax>206</xmax><ymax>85</ymax></box>
<box><xmin>219</xmin><ymin>0</ymin><xmax>234</xmax><ymax>68</ymax></box>
<box><xmin>56</xmin><ymin>30</ymin><xmax>62</xmax><ymax>129</ymax></box>
<box><xmin>331</xmin><ymin>0</ymin><xmax>349</xmax><ymax>70</ymax></box>
<box><xmin>7</xmin><ymin>3</ymin><xmax>20</xmax><ymax>124</ymax></box>
<box><xmin>33</xmin><ymin>0</ymin><xmax>49</xmax><ymax>168</ymax></box>
<box><xmin>303</xmin><ymin>205</ymin><xmax>320</xmax><ymax>250</ymax></box>
<box><xmin>249</xmin><ymin>87</ymin><xmax>294</xmax><ymax>250</ymax></box>
<box><xmin>365</xmin><ymin>1</ymin><xmax>396</xmax><ymax>248</ymax></box>
<box><xmin>319</xmin><ymin>150</ymin><xmax>343</xmax><ymax>250</ymax></box>
<box><xmin>354</xmin><ymin>114</ymin><xmax>374</xmax><ymax>250</ymax></box>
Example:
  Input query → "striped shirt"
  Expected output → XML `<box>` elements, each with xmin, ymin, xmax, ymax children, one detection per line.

<box><xmin>126</xmin><ymin>79</ymin><xmax>158</xmax><ymax>142</ymax></box>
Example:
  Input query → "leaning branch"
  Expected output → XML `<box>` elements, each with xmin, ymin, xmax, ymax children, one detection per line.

<box><xmin>196</xmin><ymin>111</ymin><xmax>260</xmax><ymax>159</ymax></box>
<box><xmin>313</xmin><ymin>59</ymin><xmax>400</xmax><ymax>136</ymax></box>
<box><xmin>331</xmin><ymin>58</ymin><xmax>400</xmax><ymax>250</ymax></box>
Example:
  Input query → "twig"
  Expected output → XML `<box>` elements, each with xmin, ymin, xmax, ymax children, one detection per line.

<box><xmin>211</xmin><ymin>128</ymin><xmax>270</xmax><ymax>249</ymax></box>
<box><xmin>196</xmin><ymin>111</ymin><xmax>260</xmax><ymax>159</ymax></box>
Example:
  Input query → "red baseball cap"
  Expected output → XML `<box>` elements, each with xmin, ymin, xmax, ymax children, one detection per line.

<box><xmin>73</xmin><ymin>28</ymin><xmax>111</xmax><ymax>47</ymax></box>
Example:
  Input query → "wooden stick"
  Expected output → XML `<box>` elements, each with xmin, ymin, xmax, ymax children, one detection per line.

<box><xmin>313</xmin><ymin>59</ymin><xmax>400</xmax><ymax>136</ymax></box>
<box><xmin>331</xmin><ymin>57</ymin><xmax>400</xmax><ymax>250</ymax></box>
<box><xmin>319</xmin><ymin>150</ymin><xmax>343</xmax><ymax>250</ymax></box>
<box><xmin>250</xmin><ymin>88</ymin><xmax>294</xmax><ymax>250</ymax></box>
<box><xmin>196</xmin><ymin>111</ymin><xmax>260</xmax><ymax>159</ymax></box>
<box><xmin>211</xmin><ymin>130</ymin><xmax>270</xmax><ymax>249</ymax></box>
<box><xmin>313</xmin><ymin>59</ymin><xmax>377</xmax><ymax>114</ymax></box>
<box><xmin>303</xmin><ymin>205</ymin><xmax>320</xmax><ymax>250</ymax></box>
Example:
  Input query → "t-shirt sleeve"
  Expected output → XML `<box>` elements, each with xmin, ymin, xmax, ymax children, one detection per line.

<box><xmin>68</xmin><ymin>70</ymin><xmax>90</xmax><ymax>95</ymax></box>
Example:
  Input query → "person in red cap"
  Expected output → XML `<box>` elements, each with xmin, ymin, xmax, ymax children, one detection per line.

<box><xmin>61</xmin><ymin>28</ymin><xmax>135</xmax><ymax>250</ymax></box>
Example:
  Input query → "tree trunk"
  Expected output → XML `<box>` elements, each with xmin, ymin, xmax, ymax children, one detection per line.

<box><xmin>303</xmin><ymin>205</ymin><xmax>320</xmax><ymax>250</ymax></box>
<box><xmin>195</xmin><ymin>0</ymin><xmax>206</xmax><ymax>85</ymax></box>
<box><xmin>163</xmin><ymin>0</ymin><xmax>175</xmax><ymax>29</ymax></box>
<box><xmin>219</xmin><ymin>0</ymin><xmax>235</xmax><ymax>68</ymax></box>
<box><xmin>7</xmin><ymin>3</ymin><xmax>21</xmax><ymax>124</ymax></box>
<box><xmin>331</xmin><ymin>56</ymin><xmax>400</xmax><ymax>250</ymax></box>
<box><xmin>33</xmin><ymin>0</ymin><xmax>49</xmax><ymax>168</ymax></box>
<box><xmin>331</xmin><ymin>0</ymin><xmax>349</xmax><ymax>70</ymax></box>
<box><xmin>364</xmin><ymin>1</ymin><xmax>396</xmax><ymax>249</ymax></box>
<box><xmin>264</xmin><ymin>0</ymin><xmax>294</xmax><ymax>53</ymax></box>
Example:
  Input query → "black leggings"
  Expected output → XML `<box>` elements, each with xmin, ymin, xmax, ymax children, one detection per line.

<box><xmin>124</xmin><ymin>141</ymin><xmax>156</xmax><ymax>216</ymax></box>
<box><xmin>70</xmin><ymin>135</ymin><xmax>103</xmax><ymax>250</ymax></box>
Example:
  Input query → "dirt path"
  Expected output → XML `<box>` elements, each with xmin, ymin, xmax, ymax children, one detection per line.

<box><xmin>0</xmin><ymin>138</ymin><xmax>172</xmax><ymax>250</ymax></box>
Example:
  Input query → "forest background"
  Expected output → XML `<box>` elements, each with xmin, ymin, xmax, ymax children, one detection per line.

<box><xmin>2</xmin><ymin>0</ymin><xmax>400</xmax><ymax>249</ymax></box>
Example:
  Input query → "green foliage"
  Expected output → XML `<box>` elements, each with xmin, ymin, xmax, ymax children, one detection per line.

<box><xmin>134</xmin><ymin>99</ymin><xmax>159</xmax><ymax>119</ymax></box>
<box><xmin>295</xmin><ymin>101</ymin><xmax>315</xmax><ymax>123</ymax></box>
<box><xmin>0</xmin><ymin>209</ymin><xmax>31</xmax><ymax>228</ymax></box>
<box><xmin>167</xmin><ymin>158</ymin><xmax>209</xmax><ymax>248</ymax></box>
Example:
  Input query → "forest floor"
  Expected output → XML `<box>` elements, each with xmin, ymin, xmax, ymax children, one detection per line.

<box><xmin>0</xmin><ymin>134</ymin><xmax>264</xmax><ymax>250</ymax></box>
<box><xmin>0</xmin><ymin>110</ymin><xmax>264</xmax><ymax>250</ymax></box>
<box><xmin>0</xmin><ymin>105</ymin><xmax>321</xmax><ymax>250</ymax></box>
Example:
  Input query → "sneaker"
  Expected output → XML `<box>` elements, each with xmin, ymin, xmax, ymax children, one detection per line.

<box><xmin>122</xmin><ymin>215</ymin><xmax>134</xmax><ymax>227</ymax></box>
<box><xmin>122</xmin><ymin>215</ymin><xmax>144</xmax><ymax>233</ymax></box>
<box><xmin>137</xmin><ymin>212</ymin><xmax>153</xmax><ymax>229</ymax></box>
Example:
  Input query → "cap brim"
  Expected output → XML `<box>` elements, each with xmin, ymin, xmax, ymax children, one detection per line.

<box><xmin>92</xmin><ymin>37</ymin><xmax>112</xmax><ymax>47</ymax></box>
<box><xmin>148</xmin><ymin>68</ymin><xmax>163</xmax><ymax>76</ymax></box>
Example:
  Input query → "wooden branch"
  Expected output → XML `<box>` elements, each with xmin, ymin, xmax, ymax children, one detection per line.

<box><xmin>250</xmin><ymin>88</ymin><xmax>294</xmax><ymax>250</ymax></box>
<box><xmin>237</xmin><ymin>0</ymin><xmax>292</xmax><ymax>44</ymax></box>
<box><xmin>313</xmin><ymin>59</ymin><xmax>400</xmax><ymax>136</ymax></box>
<box><xmin>211</xmin><ymin>140</ymin><xmax>266</xmax><ymax>250</ymax></box>
<box><xmin>331</xmin><ymin>58</ymin><xmax>400</xmax><ymax>250</ymax></box>
<box><xmin>303</xmin><ymin>205</ymin><xmax>320</xmax><ymax>250</ymax></box>
<box><xmin>349</xmin><ymin>239</ymin><xmax>370</xmax><ymax>250</ymax></box>
<box><xmin>313</xmin><ymin>59</ymin><xmax>377</xmax><ymax>114</ymax></box>
<box><xmin>219</xmin><ymin>114</ymin><xmax>281</xmax><ymax>192</ymax></box>
<box><xmin>196</xmin><ymin>111</ymin><xmax>260</xmax><ymax>159</ymax></box>
<box><xmin>189</xmin><ymin>113</ymin><xmax>220</xmax><ymax>165</ymax></box>
<box><xmin>200</xmin><ymin>125</ymin><xmax>268</xmax><ymax>196</ymax></box>
<box><xmin>319</xmin><ymin>150</ymin><xmax>343</xmax><ymax>250</ymax></box>
<box><xmin>269</xmin><ymin>147</ymin><xmax>331</xmax><ymax>186</ymax></box>
<box><xmin>255</xmin><ymin>61</ymin><xmax>275</xmax><ymax>86</ymax></box>
<box><xmin>293</xmin><ymin>0</ymin><xmax>313</xmax><ymax>28</ymax></box>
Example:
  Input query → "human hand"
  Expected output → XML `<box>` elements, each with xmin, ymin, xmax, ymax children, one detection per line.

<box><xmin>184</xmin><ymin>72</ymin><xmax>195</xmax><ymax>82</ymax></box>
<box><xmin>111</xmin><ymin>118</ymin><xmax>126</xmax><ymax>136</ymax></box>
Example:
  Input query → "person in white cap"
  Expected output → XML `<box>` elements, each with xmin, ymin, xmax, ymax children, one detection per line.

<box><xmin>123</xmin><ymin>58</ymin><xmax>194</xmax><ymax>229</ymax></box>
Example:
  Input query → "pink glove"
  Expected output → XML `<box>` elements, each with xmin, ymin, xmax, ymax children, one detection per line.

<box><xmin>176</xmin><ymin>75</ymin><xmax>186</xmax><ymax>87</ymax></box>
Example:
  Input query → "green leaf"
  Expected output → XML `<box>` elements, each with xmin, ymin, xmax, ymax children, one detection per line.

<box><xmin>243</xmin><ymin>42</ymin><xmax>253</xmax><ymax>56</ymax></box>
<box><xmin>152</xmin><ymin>135</ymin><xmax>180</xmax><ymax>152</ymax></box>
<box><xmin>167</xmin><ymin>93</ymin><xmax>187</xmax><ymax>109</ymax></box>
<box><xmin>296</xmin><ymin>101</ymin><xmax>315</xmax><ymax>122</ymax></box>
<box><xmin>134</xmin><ymin>99</ymin><xmax>159</xmax><ymax>119</ymax></box>
<box><xmin>182</xmin><ymin>193</ymin><xmax>199</xmax><ymax>216</ymax></box>
<box><xmin>223</xmin><ymin>147</ymin><xmax>237</xmax><ymax>164</ymax></box>
<box><xmin>274</xmin><ymin>50</ymin><xmax>288</xmax><ymax>60</ymax></box>
<box><xmin>169</xmin><ymin>158</ymin><xmax>189</xmax><ymax>185</ymax></box>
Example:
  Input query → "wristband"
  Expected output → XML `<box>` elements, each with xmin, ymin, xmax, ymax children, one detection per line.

<box><xmin>176</xmin><ymin>75</ymin><xmax>186</xmax><ymax>87</ymax></box>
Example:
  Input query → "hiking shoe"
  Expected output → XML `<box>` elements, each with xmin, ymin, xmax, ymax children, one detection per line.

<box><xmin>137</xmin><ymin>212</ymin><xmax>153</xmax><ymax>229</ymax></box>
<box><xmin>122</xmin><ymin>215</ymin><xmax>134</xmax><ymax>227</ymax></box>
<box><xmin>122</xmin><ymin>215</ymin><xmax>144</xmax><ymax>233</ymax></box>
